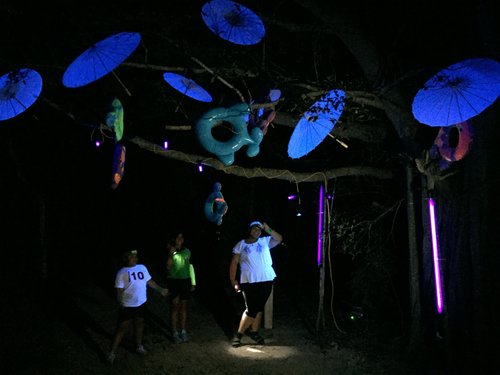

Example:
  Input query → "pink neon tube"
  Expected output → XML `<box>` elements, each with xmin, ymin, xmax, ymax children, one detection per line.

<box><xmin>317</xmin><ymin>185</ymin><xmax>324</xmax><ymax>265</ymax></box>
<box><xmin>428</xmin><ymin>198</ymin><xmax>444</xmax><ymax>314</ymax></box>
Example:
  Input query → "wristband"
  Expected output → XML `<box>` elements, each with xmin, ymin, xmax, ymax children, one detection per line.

<box><xmin>266</xmin><ymin>228</ymin><xmax>273</xmax><ymax>234</ymax></box>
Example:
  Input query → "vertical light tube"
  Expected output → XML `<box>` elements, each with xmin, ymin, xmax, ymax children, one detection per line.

<box><xmin>317</xmin><ymin>184</ymin><xmax>324</xmax><ymax>266</ymax></box>
<box><xmin>428</xmin><ymin>198</ymin><xmax>444</xmax><ymax>314</ymax></box>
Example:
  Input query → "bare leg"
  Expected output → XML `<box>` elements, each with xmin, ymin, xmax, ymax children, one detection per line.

<box><xmin>179</xmin><ymin>299</ymin><xmax>188</xmax><ymax>331</ymax></box>
<box><xmin>110</xmin><ymin>320</ymin><xmax>131</xmax><ymax>353</ymax></box>
<box><xmin>134</xmin><ymin>317</ymin><xmax>144</xmax><ymax>347</ymax></box>
<box><xmin>250</xmin><ymin>312</ymin><xmax>263</xmax><ymax>332</ymax></box>
<box><xmin>237</xmin><ymin>311</ymin><xmax>254</xmax><ymax>334</ymax></box>
<box><xmin>171</xmin><ymin>297</ymin><xmax>180</xmax><ymax>333</ymax></box>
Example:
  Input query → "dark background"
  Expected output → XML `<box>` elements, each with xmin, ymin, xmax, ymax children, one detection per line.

<box><xmin>1</xmin><ymin>0</ymin><xmax>499</xmax><ymax>373</ymax></box>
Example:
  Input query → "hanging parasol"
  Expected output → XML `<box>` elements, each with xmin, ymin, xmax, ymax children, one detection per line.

<box><xmin>412</xmin><ymin>57</ymin><xmax>500</xmax><ymax>127</ymax></box>
<box><xmin>287</xmin><ymin>89</ymin><xmax>346</xmax><ymax>159</ymax></box>
<box><xmin>62</xmin><ymin>32</ymin><xmax>141</xmax><ymax>95</ymax></box>
<box><xmin>163</xmin><ymin>72</ymin><xmax>213</xmax><ymax>102</ymax></box>
<box><xmin>0</xmin><ymin>68</ymin><xmax>43</xmax><ymax>121</ymax></box>
<box><xmin>201</xmin><ymin>0</ymin><xmax>265</xmax><ymax>46</ymax></box>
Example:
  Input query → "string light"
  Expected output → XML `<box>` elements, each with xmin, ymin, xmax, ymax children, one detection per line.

<box><xmin>163</xmin><ymin>140</ymin><xmax>169</xmax><ymax>150</ymax></box>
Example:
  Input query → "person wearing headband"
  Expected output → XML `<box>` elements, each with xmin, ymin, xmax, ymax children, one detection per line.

<box><xmin>107</xmin><ymin>249</ymin><xmax>168</xmax><ymax>364</ymax></box>
<box><xmin>229</xmin><ymin>220</ymin><xmax>283</xmax><ymax>347</ymax></box>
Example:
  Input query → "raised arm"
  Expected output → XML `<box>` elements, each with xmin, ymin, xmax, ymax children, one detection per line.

<box><xmin>262</xmin><ymin>222</ymin><xmax>283</xmax><ymax>248</ymax></box>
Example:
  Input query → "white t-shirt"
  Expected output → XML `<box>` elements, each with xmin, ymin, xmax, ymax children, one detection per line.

<box><xmin>114</xmin><ymin>264</ymin><xmax>152</xmax><ymax>307</ymax></box>
<box><xmin>232</xmin><ymin>236</ymin><xmax>276</xmax><ymax>283</ymax></box>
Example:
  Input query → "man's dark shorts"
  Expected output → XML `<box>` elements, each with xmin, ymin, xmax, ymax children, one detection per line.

<box><xmin>117</xmin><ymin>303</ymin><xmax>147</xmax><ymax>323</ymax></box>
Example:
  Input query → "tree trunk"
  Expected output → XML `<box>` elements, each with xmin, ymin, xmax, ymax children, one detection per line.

<box><xmin>406</xmin><ymin>163</ymin><xmax>422</xmax><ymax>350</ymax></box>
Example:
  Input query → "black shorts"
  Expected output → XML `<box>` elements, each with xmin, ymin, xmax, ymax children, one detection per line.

<box><xmin>240</xmin><ymin>281</ymin><xmax>273</xmax><ymax>318</ymax></box>
<box><xmin>117</xmin><ymin>303</ymin><xmax>146</xmax><ymax>323</ymax></box>
<box><xmin>167</xmin><ymin>278</ymin><xmax>192</xmax><ymax>300</ymax></box>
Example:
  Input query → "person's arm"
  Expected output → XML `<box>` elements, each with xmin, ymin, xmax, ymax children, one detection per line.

<box><xmin>262</xmin><ymin>222</ymin><xmax>283</xmax><ymax>248</ymax></box>
<box><xmin>166</xmin><ymin>245</ymin><xmax>175</xmax><ymax>271</ymax></box>
<box><xmin>229</xmin><ymin>253</ymin><xmax>241</xmax><ymax>293</ymax></box>
<box><xmin>147</xmin><ymin>279</ymin><xmax>169</xmax><ymax>296</ymax></box>
<box><xmin>189</xmin><ymin>264</ymin><xmax>196</xmax><ymax>291</ymax></box>
<box><xmin>116</xmin><ymin>288</ymin><xmax>124</xmax><ymax>304</ymax></box>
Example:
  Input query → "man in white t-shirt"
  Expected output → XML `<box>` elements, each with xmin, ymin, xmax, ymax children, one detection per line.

<box><xmin>108</xmin><ymin>249</ymin><xmax>168</xmax><ymax>364</ymax></box>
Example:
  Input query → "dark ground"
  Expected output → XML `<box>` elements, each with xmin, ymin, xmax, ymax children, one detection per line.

<box><xmin>2</xmin><ymin>270</ymin><xmax>440</xmax><ymax>375</ymax></box>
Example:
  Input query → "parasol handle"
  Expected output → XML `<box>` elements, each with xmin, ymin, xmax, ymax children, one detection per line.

<box><xmin>327</xmin><ymin>133</ymin><xmax>348</xmax><ymax>149</ymax></box>
<box><xmin>111</xmin><ymin>71</ymin><xmax>132</xmax><ymax>97</ymax></box>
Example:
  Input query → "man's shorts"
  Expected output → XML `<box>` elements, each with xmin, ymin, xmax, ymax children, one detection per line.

<box><xmin>117</xmin><ymin>303</ymin><xmax>147</xmax><ymax>323</ymax></box>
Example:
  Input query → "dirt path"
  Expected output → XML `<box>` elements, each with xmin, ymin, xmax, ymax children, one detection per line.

<box><xmin>5</xmin><ymin>281</ymin><xmax>420</xmax><ymax>375</ymax></box>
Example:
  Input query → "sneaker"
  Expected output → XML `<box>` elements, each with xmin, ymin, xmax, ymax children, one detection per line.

<box><xmin>107</xmin><ymin>351</ymin><xmax>116</xmax><ymax>365</ymax></box>
<box><xmin>136</xmin><ymin>345</ymin><xmax>147</xmax><ymax>355</ymax></box>
<box><xmin>173</xmin><ymin>331</ymin><xmax>183</xmax><ymax>344</ymax></box>
<box><xmin>244</xmin><ymin>328</ymin><xmax>265</xmax><ymax>344</ymax></box>
<box><xmin>180</xmin><ymin>330</ymin><xmax>189</xmax><ymax>343</ymax></box>
<box><xmin>231</xmin><ymin>333</ymin><xmax>243</xmax><ymax>348</ymax></box>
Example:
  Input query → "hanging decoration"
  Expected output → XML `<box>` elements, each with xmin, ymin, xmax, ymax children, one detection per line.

<box><xmin>195</xmin><ymin>103</ymin><xmax>263</xmax><ymax>166</ymax></box>
<box><xmin>434</xmin><ymin>121</ymin><xmax>474</xmax><ymax>162</ymax></box>
<box><xmin>249</xmin><ymin>88</ymin><xmax>280</xmax><ymax>135</ymax></box>
<box><xmin>204</xmin><ymin>182</ymin><xmax>228</xmax><ymax>225</ymax></box>
<box><xmin>105</xmin><ymin>97</ymin><xmax>125</xmax><ymax>142</ymax></box>
<box><xmin>163</xmin><ymin>72</ymin><xmax>213</xmax><ymax>103</ymax></box>
<box><xmin>62</xmin><ymin>32</ymin><xmax>141</xmax><ymax>95</ymax></box>
<box><xmin>110</xmin><ymin>143</ymin><xmax>126</xmax><ymax>190</ymax></box>
<box><xmin>412</xmin><ymin>57</ymin><xmax>500</xmax><ymax>127</ymax></box>
<box><xmin>288</xmin><ymin>89</ymin><xmax>346</xmax><ymax>159</ymax></box>
<box><xmin>201</xmin><ymin>0</ymin><xmax>265</xmax><ymax>46</ymax></box>
<box><xmin>0</xmin><ymin>68</ymin><xmax>43</xmax><ymax>121</ymax></box>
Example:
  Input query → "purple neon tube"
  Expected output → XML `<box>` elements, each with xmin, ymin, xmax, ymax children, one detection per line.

<box><xmin>428</xmin><ymin>198</ymin><xmax>444</xmax><ymax>314</ymax></box>
<box><xmin>317</xmin><ymin>185</ymin><xmax>324</xmax><ymax>266</ymax></box>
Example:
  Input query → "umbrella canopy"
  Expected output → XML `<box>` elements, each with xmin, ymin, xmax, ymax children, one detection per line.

<box><xmin>163</xmin><ymin>73</ymin><xmax>213</xmax><ymax>102</ymax></box>
<box><xmin>287</xmin><ymin>89</ymin><xmax>345</xmax><ymax>159</ymax></box>
<box><xmin>412</xmin><ymin>58</ymin><xmax>500</xmax><ymax>127</ymax></box>
<box><xmin>62</xmin><ymin>32</ymin><xmax>141</xmax><ymax>88</ymax></box>
<box><xmin>201</xmin><ymin>0</ymin><xmax>265</xmax><ymax>45</ymax></box>
<box><xmin>0</xmin><ymin>68</ymin><xmax>43</xmax><ymax>121</ymax></box>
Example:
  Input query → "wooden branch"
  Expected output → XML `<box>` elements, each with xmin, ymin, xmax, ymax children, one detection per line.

<box><xmin>129</xmin><ymin>137</ymin><xmax>393</xmax><ymax>182</ymax></box>
<box><xmin>190</xmin><ymin>57</ymin><xmax>246</xmax><ymax>102</ymax></box>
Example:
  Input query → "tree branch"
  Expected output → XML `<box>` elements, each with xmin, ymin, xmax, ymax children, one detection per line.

<box><xmin>129</xmin><ymin>136</ymin><xmax>393</xmax><ymax>182</ymax></box>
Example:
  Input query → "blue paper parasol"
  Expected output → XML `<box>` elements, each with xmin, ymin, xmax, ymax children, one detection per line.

<box><xmin>288</xmin><ymin>89</ymin><xmax>346</xmax><ymax>159</ymax></box>
<box><xmin>412</xmin><ymin>58</ymin><xmax>500</xmax><ymax>127</ymax></box>
<box><xmin>163</xmin><ymin>72</ymin><xmax>213</xmax><ymax>102</ymax></box>
<box><xmin>201</xmin><ymin>0</ymin><xmax>265</xmax><ymax>46</ymax></box>
<box><xmin>62</xmin><ymin>32</ymin><xmax>141</xmax><ymax>93</ymax></box>
<box><xmin>0</xmin><ymin>68</ymin><xmax>43</xmax><ymax>121</ymax></box>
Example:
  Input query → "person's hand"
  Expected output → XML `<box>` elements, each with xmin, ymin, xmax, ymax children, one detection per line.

<box><xmin>161</xmin><ymin>288</ymin><xmax>169</xmax><ymax>297</ymax></box>
<box><xmin>262</xmin><ymin>222</ymin><xmax>270</xmax><ymax>231</ymax></box>
<box><xmin>262</xmin><ymin>222</ymin><xmax>273</xmax><ymax>234</ymax></box>
<box><xmin>232</xmin><ymin>280</ymin><xmax>241</xmax><ymax>293</ymax></box>
<box><xmin>191</xmin><ymin>285</ymin><xmax>196</xmax><ymax>292</ymax></box>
